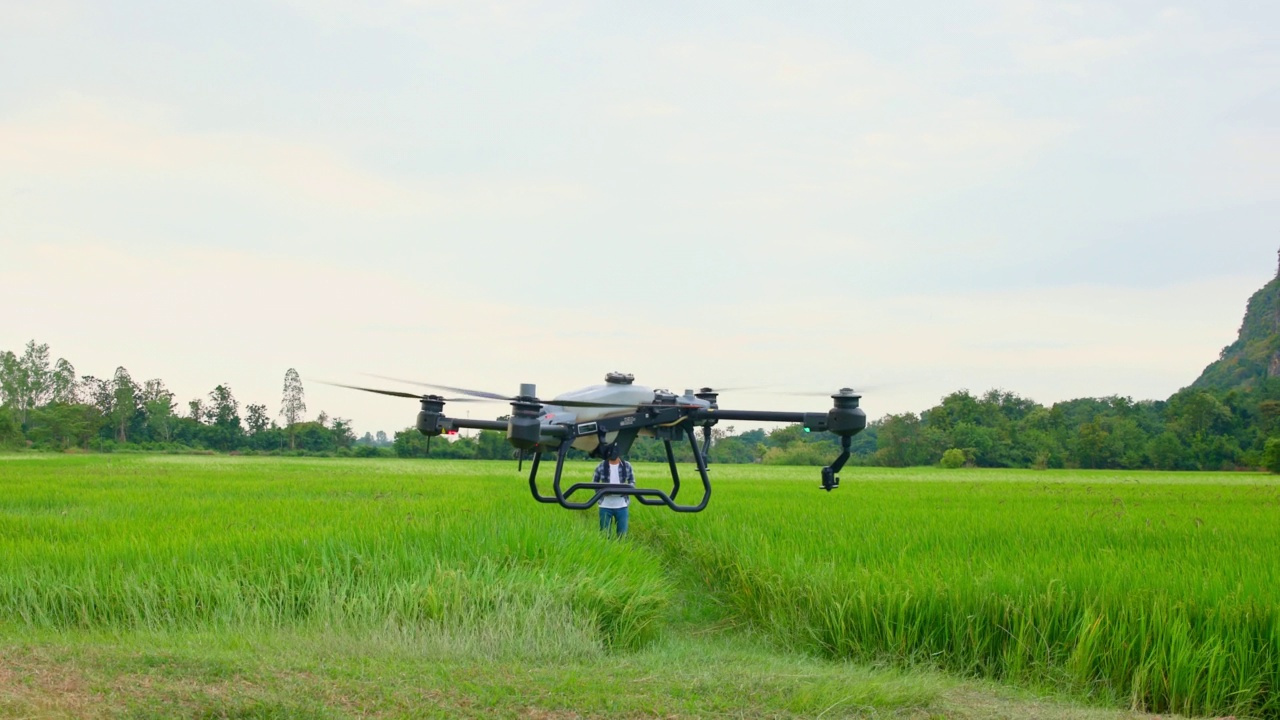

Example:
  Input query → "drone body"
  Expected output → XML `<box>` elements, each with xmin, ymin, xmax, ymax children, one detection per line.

<box><xmin>333</xmin><ymin>372</ymin><xmax>868</xmax><ymax>513</ymax></box>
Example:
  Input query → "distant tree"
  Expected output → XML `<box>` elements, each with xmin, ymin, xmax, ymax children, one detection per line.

<box><xmin>50</xmin><ymin>359</ymin><xmax>77</xmax><ymax>404</ymax></box>
<box><xmin>25</xmin><ymin>402</ymin><xmax>101</xmax><ymax>450</ymax></box>
<box><xmin>710</xmin><ymin>436</ymin><xmax>757</xmax><ymax>464</ymax></box>
<box><xmin>1264</xmin><ymin>438</ymin><xmax>1280</xmax><ymax>473</ymax></box>
<box><xmin>293</xmin><ymin>421</ymin><xmax>337</xmax><ymax>453</ymax></box>
<box><xmin>0</xmin><ymin>341</ymin><xmax>72</xmax><ymax>426</ymax></box>
<box><xmin>0</xmin><ymin>407</ymin><xmax>22</xmax><ymax>448</ymax></box>
<box><xmin>375</xmin><ymin>430</ymin><xmax>389</xmax><ymax>445</ymax></box>
<box><xmin>0</xmin><ymin>350</ymin><xmax>17</xmax><ymax>411</ymax></box>
<box><xmin>206</xmin><ymin>384</ymin><xmax>242</xmax><ymax>451</ymax></box>
<box><xmin>330</xmin><ymin>417</ymin><xmax>355</xmax><ymax>449</ymax></box>
<box><xmin>81</xmin><ymin>375</ymin><xmax>113</xmax><ymax>417</ymax></box>
<box><xmin>15</xmin><ymin>341</ymin><xmax>51</xmax><ymax>425</ymax></box>
<box><xmin>316</xmin><ymin>410</ymin><xmax>329</xmax><ymax>428</ymax></box>
<box><xmin>188</xmin><ymin>398</ymin><xmax>207</xmax><ymax>423</ymax></box>
<box><xmin>475</xmin><ymin>429</ymin><xmax>512</xmax><ymax>459</ymax></box>
<box><xmin>140</xmin><ymin>379</ymin><xmax>176</xmax><ymax>443</ymax></box>
<box><xmin>394</xmin><ymin>428</ymin><xmax>432</xmax><ymax>457</ymax></box>
<box><xmin>245</xmin><ymin>403</ymin><xmax>270</xmax><ymax>436</ymax></box>
<box><xmin>280</xmin><ymin>369</ymin><xmax>306</xmax><ymax>450</ymax></box>
<box><xmin>875</xmin><ymin>413</ymin><xmax>943</xmax><ymax>467</ymax></box>
<box><xmin>109</xmin><ymin>367</ymin><xmax>139</xmax><ymax>443</ymax></box>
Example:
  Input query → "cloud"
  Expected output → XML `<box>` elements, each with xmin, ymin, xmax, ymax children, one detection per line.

<box><xmin>0</xmin><ymin>94</ymin><xmax>596</xmax><ymax>245</ymax></box>
<box><xmin>0</xmin><ymin>95</ymin><xmax>426</xmax><ymax>213</ymax></box>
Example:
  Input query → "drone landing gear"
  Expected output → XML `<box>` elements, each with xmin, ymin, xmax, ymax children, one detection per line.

<box><xmin>528</xmin><ymin>425</ymin><xmax>711</xmax><ymax>513</ymax></box>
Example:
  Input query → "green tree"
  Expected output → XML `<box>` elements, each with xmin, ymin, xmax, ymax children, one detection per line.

<box><xmin>0</xmin><ymin>407</ymin><xmax>22</xmax><ymax>448</ymax></box>
<box><xmin>109</xmin><ymin>367</ymin><xmax>139</xmax><ymax>443</ymax></box>
<box><xmin>280</xmin><ymin>368</ymin><xmax>306</xmax><ymax>450</ymax></box>
<box><xmin>25</xmin><ymin>402</ymin><xmax>101</xmax><ymax>450</ymax></box>
<box><xmin>206</xmin><ymin>384</ymin><xmax>243</xmax><ymax>451</ymax></box>
<box><xmin>0</xmin><ymin>341</ymin><xmax>73</xmax><ymax>426</ymax></box>
<box><xmin>1263</xmin><ymin>438</ymin><xmax>1280</xmax><ymax>473</ymax></box>
<box><xmin>330</xmin><ymin>417</ymin><xmax>355</xmax><ymax>449</ymax></box>
<box><xmin>475</xmin><ymin>430</ymin><xmax>512</xmax><ymax>460</ymax></box>
<box><xmin>140</xmin><ymin>379</ymin><xmax>177</xmax><ymax>443</ymax></box>
<box><xmin>1073</xmin><ymin>421</ymin><xmax>1113</xmax><ymax>469</ymax></box>
<box><xmin>245</xmin><ymin>403</ymin><xmax>270</xmax><ymax>436</ymax></box>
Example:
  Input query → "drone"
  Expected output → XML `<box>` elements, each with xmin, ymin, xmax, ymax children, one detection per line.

<box><xmin>331</xmin><ymin>372</ymin><xmax>867</xmax><ymax>513</ymax></box>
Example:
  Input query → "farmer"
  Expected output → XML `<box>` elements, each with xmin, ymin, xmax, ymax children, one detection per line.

<box><xmin>592</xmin><ymin>443</ymin><xmax>635</xmax><ymax>537</ymax></box>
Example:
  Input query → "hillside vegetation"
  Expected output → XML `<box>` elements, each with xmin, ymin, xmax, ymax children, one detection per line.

<box><xmin>1194</xmin><ymin>269</ymin><xmax>1280</xmax><ymax>392</ymax></box>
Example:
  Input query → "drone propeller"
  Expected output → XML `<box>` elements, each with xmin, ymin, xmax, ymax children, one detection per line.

<box><xmin>771</xmin><ymin>386</ymin><xmax>873</xmax><ymax>397</ymax></box>
<box><xmin>366</xmin><ymin>374</ymin><xmax>638</xmax><ymax>409</ymax></box>
<box><xmin>318</xmin><ymin>380</ymin><xmax>486</xmax><ymax>402</ymax></box>
<box><xmin>693</xmin><ymin>385</ymin><xmax>770</xmax><ymax>394</ymax></box>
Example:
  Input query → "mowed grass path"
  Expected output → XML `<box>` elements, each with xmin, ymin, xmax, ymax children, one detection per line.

<box><xmin>0</xmin><ymin>455</ymin><xmax>1275</xmax><ymax>718</ymax></box>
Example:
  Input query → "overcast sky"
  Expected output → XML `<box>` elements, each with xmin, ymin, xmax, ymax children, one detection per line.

<box><xmin>1</xmin><ymin>0</ymin><xmax>1277</xmax><ymax>435</ymax></box>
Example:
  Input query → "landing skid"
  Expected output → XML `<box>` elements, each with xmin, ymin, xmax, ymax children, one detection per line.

<box><xmin>528</xmin><ymin>425</ymin><xmax>711</xmax><ymax>513</ymax></box>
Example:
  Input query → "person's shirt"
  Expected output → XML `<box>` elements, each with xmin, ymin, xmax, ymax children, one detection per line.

<box><xmin>594</xmin><ymin>459</ymin><xmax>634</xmax><ymax>509</ymax></box>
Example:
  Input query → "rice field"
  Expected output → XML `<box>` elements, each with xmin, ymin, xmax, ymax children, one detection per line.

<box><xmin>653</xmin><ymin>465</ymin><xmax>1280</xmax><ymax>718</ymax></box>
<box><xmin>0</xmin><ymin>455</ymin><xmax>1276</xmax><ymax>718</ymax></box>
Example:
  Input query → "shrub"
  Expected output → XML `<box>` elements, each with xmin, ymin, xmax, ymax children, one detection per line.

<box><xmin>1263</xmin><ymin>437</ymin><xmax>1280</xmax><ymax>473</ymax></box>
<box><xmin>940</xmin><ymin>448</ymin><xmax>966</xmax><ymax>469</ymax></box>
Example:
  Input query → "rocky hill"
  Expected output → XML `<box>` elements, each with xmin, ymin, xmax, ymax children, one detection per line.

<box><xmin>1192</xmin><ymin>250</ymin><xmax>1280</xmax><ymax>392</ymax></box>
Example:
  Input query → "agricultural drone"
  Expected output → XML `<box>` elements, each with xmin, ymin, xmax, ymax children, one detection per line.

<box><xmin>331</xmin><ymin>373</ymin><xmax>868</xmax><ymax>513</ymax></box>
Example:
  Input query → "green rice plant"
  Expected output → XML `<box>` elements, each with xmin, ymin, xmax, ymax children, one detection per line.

<box><xmin>647</xmin><ymin>464</ymin><xmax>1280</xmax><ymax>718</ymax></box>
<box><xmin>0</xmin><ymin>456</ymin><xmax>672</xmax><ymax>651</ymax></box>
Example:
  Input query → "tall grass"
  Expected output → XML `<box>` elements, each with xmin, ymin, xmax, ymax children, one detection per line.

<box><xmin>3</xmin><ymin>456</ymin><xmax>1277</xmax><ymax>717</ymax></box>
<box><xmin>650</xmin><ymin>465</ymin><xmax>1280</xmax><ymax>717</ymax></box>
<box><xmin>0</xmin><ymin>456</ymin><xmax>670</xmax><ymax>651</ymax></box>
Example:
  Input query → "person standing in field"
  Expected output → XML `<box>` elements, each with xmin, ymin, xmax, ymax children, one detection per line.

<box><xmin>593</xmin><ymin>444</ymin><xmax>634</xmax><ymax>537</ymax></box>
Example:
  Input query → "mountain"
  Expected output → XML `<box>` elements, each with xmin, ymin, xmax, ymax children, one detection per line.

<box><xmin>1192</xmin><ymin>251</ymin><xmax>1280</xmax><ymax>392</ymax></box>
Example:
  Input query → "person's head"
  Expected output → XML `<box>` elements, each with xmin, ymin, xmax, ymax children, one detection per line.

<box><xmin>605</xmin><ymin>444</ymin><xmax>621</xmax><ymax>464</ymax></box>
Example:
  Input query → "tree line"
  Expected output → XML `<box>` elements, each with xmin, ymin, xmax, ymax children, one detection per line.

<box><xmin>1</xmin><ymin>339</ymin><xmax>1274</xmax><ymax>470</ymax></box>
<box><xmin>0</xmin><ymin>341</ymin><xmax>361</xmax><ymax>455</ymax></box>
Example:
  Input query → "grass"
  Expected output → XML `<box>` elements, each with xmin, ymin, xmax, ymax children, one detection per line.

<box><xmin>649</xmin><ymin>464</ymin><xmax>1280</xmax><ymax>718</ymax></box>
<box><xmin>0</xmin><ymin>454</ymin><xmax>1273</xmax><ymax>718</ymax></box>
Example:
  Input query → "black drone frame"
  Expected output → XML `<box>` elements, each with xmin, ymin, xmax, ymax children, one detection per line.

<box><xmin>412</xmin><ymin>388</ymin><xmax>868</xmax><ymax>514</ymax></box>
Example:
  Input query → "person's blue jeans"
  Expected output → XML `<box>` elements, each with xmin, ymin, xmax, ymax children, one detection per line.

<box><xmin>599</xmin><ymin>506</ymin><xmax>629</xmax><ymax>537</ymax></box>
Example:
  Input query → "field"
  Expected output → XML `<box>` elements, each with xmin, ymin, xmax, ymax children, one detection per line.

<box><xmin>0</xmin><ymin>455</ymin><xmax>1277</xmax><ymax>718</ymax></box>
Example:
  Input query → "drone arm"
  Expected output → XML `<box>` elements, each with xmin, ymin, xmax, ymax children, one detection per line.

<box><xmin>447</xmin><ymin>418</ymin><xmax>510</xmax><ymax>432</ymax></box>
<box><xmin>690</xmin><ymin>409</ymin><xmax>829</xmax><ymax>431</ymax></box>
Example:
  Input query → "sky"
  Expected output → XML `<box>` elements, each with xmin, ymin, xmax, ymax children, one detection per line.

<box><xmin>1</xmin><ymin>0</ymin><xmax>1278</xmax><ymax>436</ymax></box>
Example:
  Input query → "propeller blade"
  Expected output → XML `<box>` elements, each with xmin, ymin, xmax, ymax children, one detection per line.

<box><xmin>541</xmin><ymin>398</ymin><xmax>638</xmax><ymax>408</ymax></box>
<box><xmin>364</xmin><ymin>375</ymin><xmax>644</xmax><ymax>409</ymax></box>
<box><xmin>319</xmin><ymin>380</ymin><xmax>486</xmax><ymax>402</ymax></box>
<box><xmin>366</xmin><ymin>374</ymin><xmax>511</xmax><ymax>401</ymax></box>
<box><xmin>770</xmin><ymin>387</ymin><xmax>874</xmax><ymax>397</ymax></box>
